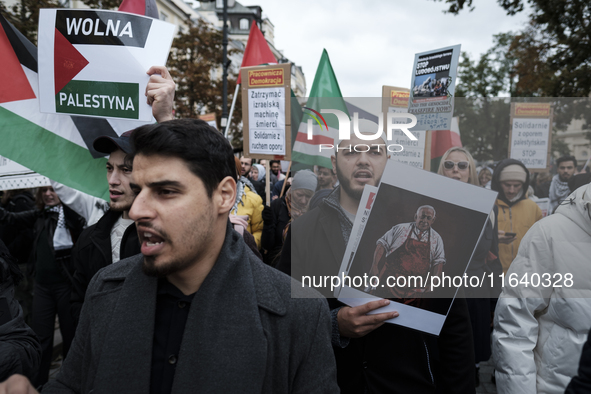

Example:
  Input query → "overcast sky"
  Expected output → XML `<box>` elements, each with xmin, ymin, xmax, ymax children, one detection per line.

<box><xmin>240</xmin><ymin>0</ymin><xmax>531</xmax><ymax>97</ymax></box>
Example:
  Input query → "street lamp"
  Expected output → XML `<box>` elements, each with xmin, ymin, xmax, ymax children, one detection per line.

<box><xmin>220</xmin><ymin>0</ymin><xmax>229</xmax><ymax>133</ymax></box>
<box><xmin>201</xmin><ymin>0</ymin><xmax>230</xmax><ymax>133</ymax></box>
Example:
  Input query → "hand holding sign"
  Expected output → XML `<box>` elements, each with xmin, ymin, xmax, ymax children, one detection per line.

<box><xmin>146</xmin><ymin>66</ymin><xmax>175</xmax><ymax>122</ymax></box>
<box><xmin>337</xmin><ymin>299</ymin><xmax>399</xmax><ymax>338</ymax></box>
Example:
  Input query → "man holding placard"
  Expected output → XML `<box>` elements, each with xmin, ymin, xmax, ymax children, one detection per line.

<box><xmin>279</xmin><ymin>125</ymin><xmax>475</xmax><ymax>393</ymax></box>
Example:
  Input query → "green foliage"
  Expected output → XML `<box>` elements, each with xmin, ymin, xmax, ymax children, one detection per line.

<box><xmin>1</xmin><ymin>0</ymin><xmax>61</xmax><ymax>44</ymax></box>
<box><xmin>455</xmin><ymin>34</ymin><xmax>516</xmax><ymax>161</ymax></box>
<box><xmin>434</xmin><ymin>0</ymin><xmax>591</xmax><ymax>97</ymax></box>
<box><xmin>167</xmin><ymin>19</ymin><xmax>242</xmax><ymax>147</ymax></box>
<box><xmin>0</xmin><ymin>0</ymin><xmax>120</xmax><ymax>44</ymax></box>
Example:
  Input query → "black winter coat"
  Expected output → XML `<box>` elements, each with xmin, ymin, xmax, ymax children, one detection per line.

<box><xmin>465</xmin><ymin>205</ymin><xmax>501</xmax><ymax>363</ymax></box>
<box><xmin>261</xmin><ymin>196</ymin><xmax>290</xmax><ymax>265</ymax></box>
<box><xmin>0</xmin><ymin>204</ymin><xmax>85</xmax><ymax>280</ymax></box>
<box><xmin>277</xmin><ymin>198</ymin><xmax>476</xmax><ymax>394</ymax></box>
<box><xmin>0</xmin><ymin>239</ymin><xmax>41</xmax><ymax>381</ymax></box>
<box><xmin>0</xmin><ymin>191</ymin><xmax>35</xmax><ymax>265</ymax></box>
<box><xmin>70</xmin><ymin>209</ymin><xmax>140</xmax><ymax>325</ymax></box>
<box><xmin>566</xmin><ymin>330</ymin><xmax>591</xmax><ymax>394</ymax></box>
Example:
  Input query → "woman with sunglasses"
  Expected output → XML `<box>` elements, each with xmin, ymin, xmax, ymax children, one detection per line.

<box><xmin>437</xmin><ymin>147</ymin><xmax>502</xmax><ymax>387</ymax></box>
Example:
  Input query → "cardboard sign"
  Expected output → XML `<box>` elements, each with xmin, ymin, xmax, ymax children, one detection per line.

<box><xmin>38</xmin><ymin>9</ymin><xmax>175</xmax><ymax>121</ymax></box>
<box><xmin>241</xmin><ymin>63</ymin><xmax>291</xmax><ymax>160</ymax></box>
<box><xmin>199</xmin><ymin>113</ymin><xmax>217</xmax><ymax>130</ymax></box>
<box><xmin>408</xmin><ymin>45</ymin><xmax>461</xmax><ymax>131</ymax></box>
<box><xmin>509</xmin><ymin>103</ymin><xmax>552</xmax><ymax>170</ymax></box>
<box><xmin>382</xmin><ymin>86</ymin><xmax>431</xmax><ymax>170</ymax></box>
<box><xmin>0</xmin><ymin>156</ymin><xmax>49</xmax><ymax>191</ymax></box>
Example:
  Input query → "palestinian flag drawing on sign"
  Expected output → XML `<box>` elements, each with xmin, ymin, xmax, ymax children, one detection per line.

<box><xmin>0</xmin><ymin>12</ymin><xmax>151</xmax><ymax>199</ymax></box>
<box><xmin>38</xmin><ymin>9</ymin><xmax>175</xmax><ymax>121</ymax></box>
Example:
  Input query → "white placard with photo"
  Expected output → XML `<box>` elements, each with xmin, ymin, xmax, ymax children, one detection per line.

<box><xmin>337</xmin><ymin>160</ymin><xmax>497</xmax><ymax>335</ymax></box>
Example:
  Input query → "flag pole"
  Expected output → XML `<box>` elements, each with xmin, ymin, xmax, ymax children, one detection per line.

<box><xmin>583</xmin><ymin>154</ymin><xmax>591</xmax><ymax>172</ymax></box>
<box><xmin>279</xmin><ymin>161</ymin><xmax>292</xmax><ymax>198</ymax></box>
<box><xmin>224</xmin><ymin>84</ymin><xmax>240</xmax><ymax>139</ymax></box>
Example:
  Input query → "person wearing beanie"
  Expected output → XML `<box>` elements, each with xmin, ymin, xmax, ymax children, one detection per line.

<box><xmin>491</xmin><ymin>159</ymin><xmax>543</xmax><ymax>273</ymax></box>
<box><xmin>261</xmin><ymin>170</ymin><xmax>317</xmax><ymax>266</ymax></box>
<box><xmin>287</xmin><ymin>170</ymin><xmax>318</xmax><ymax>224</ymax></box>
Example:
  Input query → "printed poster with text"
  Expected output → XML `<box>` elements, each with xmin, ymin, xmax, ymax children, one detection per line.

<box><xmin>336</xmin><ymin>161</ymin><xmax>497</xmax><ymax>336</ymax></box>
<box><xmin>382</xmin><ymin>86</ymin><xmax>429</xmax><ymax>169</ymax></box>
<box><xmin>408</xmin><ymin>45</ymin><xmax>461</xmax><ymax>131</ymax></box>
<box><xmin>509</xmin><ymin>103</ymin><xmax>552</xmax><ymax>170</ymax></box>
<box><xmin>38</xmin><ymin>9</ymin><xmax>175</xmax><ymax>121</ymax></box>
<box><xmin>241</xmin><ymin>63</ymin><xmax>291</xmax><ymax>160</ymax></box>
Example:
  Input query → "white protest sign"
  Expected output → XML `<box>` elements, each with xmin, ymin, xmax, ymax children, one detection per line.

<box><xmin>390</xmin><ymin>127</ymin><xmax>428</xmax><ymax>169</ymax></box>
<box><xmin>337</xmin><ymin>160</ymin><xmax>497</xmax><ymax>336</ymax></box>
<box><xmin>0</xmin><ymin>156</ymin><xmax>50</xmax><ymax>191</ymax></box>
<box><xmin>38</xmin><ymin>9</ymin><xmax>175</xmax><ymax>121</ymax></box>
<box><xmin>248</xmin><ymin>87</ymin><xmax>286</xmax><ymax>155</ymax></box>
<box><xmin>508</xmin><ymin>103</ymin><xmax>552</xmax><ymax>170</ymax></box>
<box><xmin>381</xmin><ymin>86</ymin><xmax>430</xmax><ymax>170</ymax></box>
<box><xmin>408</xmin><ymin>45</ymin><xmax>461</xmax><ymax>131</ymax></box>
<box><xmin>241</xmin><ymin>63</ymin><xmax>291</xmax><ymax>160</ymax></box>
<box><xmin>510</xmin><ymin>118</ymin><xmax>550</xmax><ymax>168</ymax></box>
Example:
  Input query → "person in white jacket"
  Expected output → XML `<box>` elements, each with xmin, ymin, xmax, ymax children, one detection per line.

<box><xmin>492</xmin><ymin>182</ymin><xmax>591</xmax><ymax>394</ymax></box>
<box><xmin>49</xmin><ymin>180</ymin><xmax>108</xmax><ymax>227</ymax></box>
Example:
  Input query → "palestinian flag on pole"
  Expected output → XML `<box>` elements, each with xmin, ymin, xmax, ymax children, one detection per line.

<box><xmin>237</xmin><ymin>23</ymin><xmax>277</xmax><ymax>84</ymax></box>
<box><xmin>225</xmin><ymin>22</ymin><xmax>276</xmax><ymax>138</ymax></box>
<box><xmin>430</xmin><ymin>116</ymin><xmax>462</xmax><ymax>172</ymax></box>
<box><xmin>291</xmin><ymin>49</ymin><xmax>348</xmax><ymax>169</ymax></box>
<box><xmin>118</xmin><ymin>0</ymin><xmax>159</xmax><ymax>19</ymax></box>
<box><xmin>0</xmin><ymin>12</ymin><xmax>147</xmax><ymax>200</ymax></box>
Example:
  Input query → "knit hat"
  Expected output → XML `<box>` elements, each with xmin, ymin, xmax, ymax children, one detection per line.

<box><xmin>499</xmin><ymin>164</ymin><xmax>527</xmax><ymax>183</ymax></box>
<box><xmin>292</xmin><ymin>170</ymin><xmax>317</xmax><ymax>192</ymax></box>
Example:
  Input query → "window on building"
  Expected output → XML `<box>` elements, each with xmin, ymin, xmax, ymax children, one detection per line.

<box><xmin>239</xmin><ymin>18</ymin><xmax>249</xmax><ymax>30</ymax></box>
<box><xmin>160</xmin><ymin>11</ymin><xmax>168</xmax><ymax>22</ymax></box>
<box><xmin>216</xmin><ymin>0</ymin><xmax>223</xmax><ymax>8</ymax></box>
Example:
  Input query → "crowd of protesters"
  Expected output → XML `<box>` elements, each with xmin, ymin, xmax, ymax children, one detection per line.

<box><xmin>1</xmin><ymin>77</ymin><xmax>591</xmax><ymax>393</ymax></box>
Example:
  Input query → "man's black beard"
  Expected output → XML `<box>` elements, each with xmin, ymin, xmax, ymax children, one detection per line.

<box><xmin>318</xmin><ymin>180</ymin><xmax>330</xmax><ymax>189</ymax></box>
<box><xmin>336</xmin><ymin>170</ymin><xmax>364</xmax><ymax>201</ymax></box>
<box><xmin>142</xmin><ymin>255</ymin><xmax>194</xmax><ymax>278</ymax></box>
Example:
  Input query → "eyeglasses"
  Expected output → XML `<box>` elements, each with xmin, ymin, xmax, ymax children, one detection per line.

<box><xmin>443</xmin><ymin>160</ymin><xmax>469</xmax><ymax>170</ymax></box>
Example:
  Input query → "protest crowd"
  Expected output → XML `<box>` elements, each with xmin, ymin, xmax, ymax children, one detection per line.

<box><xmin>2</xmin><ymin>2</ymin><xmax>591</xmax><ymax>394</ymax></box>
